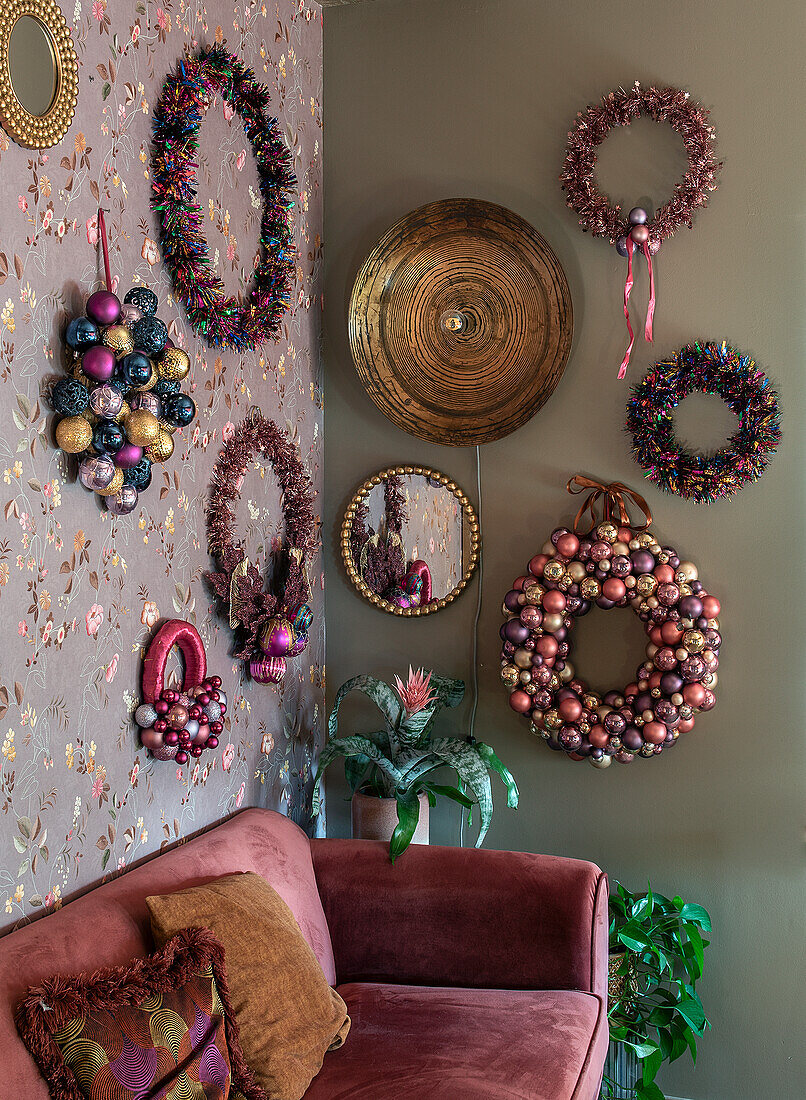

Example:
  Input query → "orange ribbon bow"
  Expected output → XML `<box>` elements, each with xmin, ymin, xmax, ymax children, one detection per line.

<box><xmin>566</xmin><ymin>475</ymin><xmax>653</xmax><ymax>536</ymax></box>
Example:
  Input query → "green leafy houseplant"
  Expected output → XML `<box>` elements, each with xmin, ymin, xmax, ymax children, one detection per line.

<box><xmin>604</xmin><ymin>882</ymin><xmax>712</xmax><ymax>1100</ymax></box>
<box><xmin>312</xmin><ymin>668</ymin><xmax>519</xmax><ymax>861</ymax></box>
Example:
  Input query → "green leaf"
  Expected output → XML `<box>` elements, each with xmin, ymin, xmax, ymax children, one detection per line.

<box><xmin>13</xmin><ymin>836</ymin><xmax>26</xmax><ymax>854</ymax></box>
<box><xmin>102</xmin><ymin>848</ymin><xmax>110</xmax><ymax>870</ymax></box>
<box><xmin>312</xmin><ymin>736</ymin><xmax>401</xmax><ymax>815</ymax></box>
<box><xmin>617</xmin><ymin>932</ymin><xmax>648</xmax><ymax>952</ymax></box>
<box><xmin>389</xmin><ymin>789</ymin><xmax>420</xmax><ymax>863</ymax></box>
<box><xmin>425</xmin><ymin>739</ymin><xmax>494</xmax><ymax>845</ymax></box>
<box><xmin>680</xmin><ymin>903</ymin><xmax>712</xmax><ymax>932</ymax></box>
<box><xmin>641</xmin><ymin>1048</ymin><xmax>663</xmax><ymax>1085</ymax></box>
<box><xmin>344</xmin><ymin>753</ymin><xmax>371</xmax><ymax>794</ymax></box>
<box><xmin>102</xmin><ymin>82</ymin><xmax>111</xmax><ymax>101</ymax></box>
<box><xmin>623</xmin><ymin>1040</ymin><xmax>658</xmax><ymax>1059</ymax></box>
<box><xmin>635</xmin><ymin>1081</ymin><xmax>665</xmax><ymax>1100</ymax></box>
<box><xmin>17</xmin><ymin>816</ymin><xmax>32</xmax><ymax>839</ymax></box>
<box><xmin>328</xmin><ymin>675</ymin><xmax>401</xmax><ymax>745</ymax></box>
<box><xmin>422</xmin><ymin>783</ymin><xmax>474</xmax><ymax>809</ymax></box>
<box><xmin>675</xmin><ymin>997</ymin><xmax>707</xmax><ymax>1033</ymax></box>
<box><xmin>474</xmin><ymin>742</ymin><xmax>519</xmax><ymax>807</ymax></box>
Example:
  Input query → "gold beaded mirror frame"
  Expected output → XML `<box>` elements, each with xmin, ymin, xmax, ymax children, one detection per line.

<box><xmin>0</xmin><ymin>0</ymin><xmax>78</xmax><ymax>149</ymax></box>
<box><xmin>341</xmin><ymin>465</ymin><xmax>480</xmax><ymax>617</ymax></box>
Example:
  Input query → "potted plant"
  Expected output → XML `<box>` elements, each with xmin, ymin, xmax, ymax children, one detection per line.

<box><xmin>312</xmin><ymin>667</ymin><xmax>519</xmax><ymax>861</ymax></box>
<box><xmin>603</xmin><ymin>882</ymin><xmax>712</xmax><ymax>1100</ymax></box>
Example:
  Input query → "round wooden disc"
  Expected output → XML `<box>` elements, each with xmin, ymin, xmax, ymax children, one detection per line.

<box><xmin>349</xmin><ymin>198</ymin><xmax>573</xmax><ymax>445</ymax></box>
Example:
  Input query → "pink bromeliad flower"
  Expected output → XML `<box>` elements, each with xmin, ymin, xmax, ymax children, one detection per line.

<box><xmin>394</xmin><ymin>667</ymin><xmax>436</xmax><ymax>716</ymax></box>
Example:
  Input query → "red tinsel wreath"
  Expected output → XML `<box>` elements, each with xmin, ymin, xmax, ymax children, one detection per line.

<box><xmin>560</xmin><ymin>82</ymin><xmax>721</xmax><ymax>247</ymax></box>
<box><xmin>206</xmin><ymin>412</ymin><xmax>316</xmax><ymax>662</ymax></box>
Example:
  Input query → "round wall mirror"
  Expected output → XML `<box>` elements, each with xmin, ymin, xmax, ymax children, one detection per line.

<box><xmin>9</xmin><ymin>15</ymin><xmax>57</xmax><ymax>116</ymax></box>
<box><xmin>341</xmin><ymin>466</ymin><xmax>480</xmax><ymax>616</ymax></box>
<box><xmin>0</xmin><ymin>1</ymin><xmax>78</xmax><ymax>148</ymax></box>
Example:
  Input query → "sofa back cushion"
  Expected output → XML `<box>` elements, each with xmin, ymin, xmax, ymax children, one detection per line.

<box><xmin>0</xmin><ymin>809</ymin><xmax>334</xmax><ymax>1099</ymax></box>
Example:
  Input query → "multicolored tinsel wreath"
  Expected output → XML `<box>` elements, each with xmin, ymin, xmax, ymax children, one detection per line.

<box><xmin>560</xmin><ymin>82</ymin><xmax>721</xmax><ymax>247</ymax></box>
<box><xmin>206</xmin><ymin>412</ymin><xmax>316</xmax><ymax>683</ymax></box>
<box><xmin>626</xmin><ymin>341</ymin><xmax>781</xmax><ymax>504</ymax></box>
<box><xmin>152</xmin><ymin>45</ymin><xmax>295</xmax><ymax>351</ymax></box>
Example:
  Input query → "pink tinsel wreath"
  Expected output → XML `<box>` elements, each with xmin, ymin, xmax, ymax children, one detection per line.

<box><xmin>559</xmin><ymin>82</ymin><xmax>721</xmax><ymax>247</ymax></box>
<box><xmin>206</xmin><ymin>412</ymin><xmax>316</xmax><ymax>661</ymax></box>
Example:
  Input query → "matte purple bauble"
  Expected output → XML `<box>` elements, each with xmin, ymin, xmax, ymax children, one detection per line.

<box><xmin>630</xmin><ymin>549</ymin><xmax>656</xmax><ymax>574</ymax></box>
<box><xmin>660</xmin><ymin>672</ymin><xmax>684</xmax><ymax>695</ymax></box>
<box><xmin>258</xmin><ymin>617</ymin><xmax>296</xmax><ymax>657</ymax></box>
<box><xmin>615</xmin><ymin>236</ymin><xmax>633</xmax><ymax>258</ymax></box>
<box><xmin>86</xmin><ymin>290</ymin><xmax>121</xmax><ymax>326</ymax></box>
<box><xmin>78</xmin><ymin>454</ymin><xmax>116</xmax><ymax>491</ymax></box>
<box><xmin>89</xmin><ymin>382</ymin><xmax>123</xmax><ymax>418</ymax></box>
<box><xmin>119</xmin><ymin>302</ymin><xmax>143</xmax><ymax>326</ymax></box>
<box><xmin>106</xmin><ymin>484</ymin><xmax>139</xmax><ymax>515</ymax></box>
<box><xmin>250</xmin><ymin>654</ymin><xmax>286</xmax><ymax>684</ymax></box>
<box><xmin>504</xmin><ymin>619</ymin><xmax>530</xmax><ymax>645</ymax></box>
<box><xmin>622</xmin><ymin>727</ymin><xmax>643</xmax><ymax>751</ymax></box>
<box><xmin>115</xmin><ymin>442</ymin><xmax>144</xmax><ymax>469</ymax></box>
<box><xmin>81</xmin><ymin>344</ymin><xmax>116</xmax><ymax>382</ymax></box>
<box><xmin>130</xmin><ymin>392</ymin><xmax>162</xmax><ymax>418</ymax></box>
<box><xmin>628</xmin><ymin>207</ymin><xmax>648</xmax><ymax>225</ymax></box>
<box><xmin>678</xmin><ymin>595</ymin><xmax>704</xmax><ymax>620</ymax></box>
<box><xmin>504</xmin><ymin>590</ymin><xmax>522</xmax><ymax>613</ymax></box>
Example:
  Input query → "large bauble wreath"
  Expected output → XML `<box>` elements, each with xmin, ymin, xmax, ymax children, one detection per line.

<box><xmin>152</xmin><ymin>45</ymin><xmax>295</xmax><ymax>351</ymax></box>
<box><xmin>206</xmin><ymin>412</ymin><xmax>316</xmax><ymax>685</ymax></box>
<box><xmin>500</xmin><ymin>477</ymin><xmax>722</xmax><ymax>768</ymax></box>
<box><xmin>627</xmin><ymin>341</ymin><xmax>781</xmax><ymax>504</ymax></box>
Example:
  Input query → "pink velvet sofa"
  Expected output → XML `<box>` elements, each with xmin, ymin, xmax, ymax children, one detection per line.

<box><xmin>0</xmin><ymin>808</ymin><xmax>608</xmax><ymax>1098</ymax></box>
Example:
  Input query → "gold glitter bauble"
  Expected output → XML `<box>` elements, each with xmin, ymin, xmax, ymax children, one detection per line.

<box><xmin>158</xmin><ymin>346</ymin><xmax>191</xmax><ymax>382</ymax></box>
<box><xmin>596</xmin><ymin>521</ymin><xmax>618</xmax><ymax>544</ymax></box>
<box><xmin>55</xmin><ymin>415</ymin><xmax>93</xmax><ymax>453</ymax></box>
<box><xmin>95</xmin><ymin>467</ymin><xmax>125</xmax><ymax>496</ymax></box>
<box><xmin>543</xmin><ymin>559</ymin><xmax>564</xmax><ymax>582</ymax></box>
<box><xmin>501</xmin><ymin>665</ymin><xmax>520</xmax><ymax>687</ymax></box>
<box><xmin>636</xmin><ymin>573</ymin><xmax>657</xmax><ymax>597</ymax></box>
<box><xmin>101</xmin><ymin>325</ymin><xmax>135</xmax><ymax>358</ymax></box>
<box><xmin>124</xmin><ymin>408</ymin><xmax>160</xmax><ymax>447</ymax></box>
<box><xmin>146</xmin><ymin>429</ymin><xmax>175</xmax><ymax>463</ymax></box>
<box><xmin>683</xmin><ymin>630</ymin><xmax>706</xmax><ymax>654</ymax></box>
<box><xmin>115</xmin><ymin>401</ymin><xmax>131</xmax><ymax>424</ymax></box>
<box><xmin>134</xmin><ymin>366</ymin><xmax>159</xmax><ymax>392</ymax></box>
<box><xmin>159</xmin><ymin>418</ymin><xmax>178</xmax><ymax>436</ymax></box>
<box><xmin>580</xmin><ymin>577</ymin><xmax>601</xmax><ymax>599</ymax></box>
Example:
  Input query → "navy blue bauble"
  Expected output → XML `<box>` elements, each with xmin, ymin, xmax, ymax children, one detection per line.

<box><xmin>162</xmin><ymin>393</ymin><xmax>196</xmax><ymax>428</ymax></box>
<box><xmin>122</xmin><ymin>457</ymin><xmax>152</xmax><ymax>490</ymax></box>
<box><xmin>92</xmin><ymin>420</ymin><xmax>125</xmax><ymax>455</ymax></box>
<box><xmin>52</xmin><ymin>377</ymin><xmax>90</xmax><ymax>416</ymax></box>
<box><xmin>153</xmin><ymin>377</ymin><xmax>180</xmax><ymax>399</ymax></box>
<box><xmin>65</xmin><ymin>316</ymin><xmax>99</xmax><ymax>351</ymax></box>
<box><xmin>124</xmin><ymin>287</ymin><xmax>159</xmax><ymax>316</ymax></box>
<box><xmin>131</xmin><ymin>316</ymin><xmax>168</xmax><ymax>357</ymax></box>
<box><xmin>119</xmin><ymin>351</ymin><xmax>153</xmax><ymax>389</ymax></box>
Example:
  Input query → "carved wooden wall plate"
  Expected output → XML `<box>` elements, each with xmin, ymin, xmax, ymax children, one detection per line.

<box><xmin>349</xmin><ymin>198</ymin><xmax>573</xmax><ymax>446</ymax></box>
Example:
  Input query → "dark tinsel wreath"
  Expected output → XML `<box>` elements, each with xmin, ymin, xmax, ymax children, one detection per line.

<box><xmin>152</xmin><ymin>45</ymin><xmax>295</xmax><ymax>351</ymax></box>
<box><xmin>206</xmin><ymin>413</ymin><xmax>316</xmax><ymax>680</ymax></box>
<box><xmin>560</xmin><ymin>82</ymin><xmax>721</xmax><ymax>247</ymax></box>
<box><xmin>626</xmin><ymin>341</ymin><xmax>781</xmax><ymax>504</ymax></box>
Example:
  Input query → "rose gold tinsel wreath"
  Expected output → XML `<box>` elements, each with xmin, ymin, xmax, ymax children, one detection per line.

<box><xmin>559</xmin><ymin>82</ymin><xmax>721</xmax><ymax>248</ymax></box>
<box><xmin>206</xmin><ymin>411</ymin><xmax>316</xmax><ymax>660</ymax></box>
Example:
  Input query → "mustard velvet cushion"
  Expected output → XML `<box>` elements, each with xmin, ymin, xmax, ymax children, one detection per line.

<box><xmin>146</xmin><ymin>872</ymin><xmax>349</xmax><ymax>1100</ymax></box>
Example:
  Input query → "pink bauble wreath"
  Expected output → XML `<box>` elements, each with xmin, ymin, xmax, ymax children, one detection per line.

<box><xmin>500</xmin><ymin>477</ymin><xmax>722</xmax><ymax>769</ymax></box>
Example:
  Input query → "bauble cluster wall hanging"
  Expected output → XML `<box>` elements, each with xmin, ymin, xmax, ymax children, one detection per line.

<box><xmin>206</xmin><ymin>412</ymin><xmax>316</xmax><ymax>685</ymax></box>
<box><xmin>560</xmin><ymin>82</ymin><xmax>721</xmax><ymax>377</ymax></box>
<box><xmin>135</xmin><ymin>620</ymin><xmax>226</xmax><ymax>766</ymax></box>
<box><xmin>53</xmin><ymin>211</ymin><xmax>195</xmax><ymax>515</ymax></box>
<box><xmin>627</xmin><ymin>341</ymin><xmax>781</xmax><ymax>503</ymax></box>
<box><xmin>152</xmin><ymin>45</ymin><xmax>295</xmax><ymax>351</ymax></box>
<box><xmin>500</xmin><ymin>477</ymin><xmax>722</xmax><ymax>768</ymax></box>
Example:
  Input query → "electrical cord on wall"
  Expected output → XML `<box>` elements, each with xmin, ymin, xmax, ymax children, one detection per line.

<box><xmin>460</xmin><ymin>444</ymin><xmax>483</xmax><ymax>849</ymax></box>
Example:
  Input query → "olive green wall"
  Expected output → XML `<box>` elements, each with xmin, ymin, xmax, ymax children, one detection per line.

<box><xmin>322</xmin><ymin>2</ymin><xmax>805</xmax><ymax>1097</ymax></box>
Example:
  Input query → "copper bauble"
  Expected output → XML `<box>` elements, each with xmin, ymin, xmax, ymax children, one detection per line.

<box><xmin>55</xmin><ymin>415</ymin><xmax>93</xmax><ymax>453</ymax></box>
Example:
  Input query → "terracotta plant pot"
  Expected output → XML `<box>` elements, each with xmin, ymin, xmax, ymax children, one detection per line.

<box><xmin>351</xmin><ymin>790</ymin><xmax>429</xmax><ymax>845</ymax></box>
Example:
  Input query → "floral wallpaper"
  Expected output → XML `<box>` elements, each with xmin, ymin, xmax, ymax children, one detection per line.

<box><xmin>0</xmin><ymin>0</ymin><xmax>323</xmax><ymax>929</ymax></box>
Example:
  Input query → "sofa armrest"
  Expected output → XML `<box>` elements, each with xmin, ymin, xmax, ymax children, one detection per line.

<box><xmin>311</xmin><ymin>839</ymin><xmax>608</xmax><ymax>996</ymax></box>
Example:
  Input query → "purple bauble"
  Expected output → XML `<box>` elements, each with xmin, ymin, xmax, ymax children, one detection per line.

<box><xmin>258</xmin><ymin>617</ymin><xmax>296</xmax><ymax>657</ymax></box>
<box><xmin>115</xmin><ymin>442</ymin><xmax>144</xmax><ymax>469</ymax></box>
<box><xmin>503</xmin><ymin>590</ymin><xmax>522</xmax><ymax>613</ymax></box>
<box><xmin>130</xmin><ymin>392</ymin><xmax>162</xmax><ymax>418</ymax></box>
<box><xmin>681</xmin><ymin>656</ymin><xmax>706</xmax><ymax>682</ymax></box>
<box><xmin>678</xmin><ymin>595</ymin><xmax>704</xmax><ymax>620</ymax></box>
<box><xmin>106</xmin><ymin>484</ymin><xmax>138</xmax><ymax>515</ymax></box>
<box><xmin>660</xmin><ymin>672</ymin><xmax>684</xmax><ymax>695</ymax></box>
<box><xmin>615</xmin><ymin>235</ymin><xmax>634</xmax><ymax>258</ymax></box>
<box><xmin>622</xmin><ymin>727</ymin><xmax>643</xmax><ymax>751</ymax></box>
<box><xmin>89</xmin><ymin>382</ymin><xmax>123</xmax><ymax>418</ymax></box>
<box><xmin>630</xmin><ymin>549</ymin><xmax>656</xmax><ymax>574</ymax></box>
<box><xmin>288</xmin><ymin>632</ymin><xmax>309</xmax><ymax>657</ymax></box>
<box><xmin>81</xmin><ymin>344</ymin><xmax>116</xmax><ymax>382</ymax></box>
<box><xmin>504</xmin><ymin>619</ymin><xmax>530</xmax><ymax>645</ymax></box>
<box><xmin>250</xmin><ymin>655</ymin><xmax>286</xmax><ymax>684</ymax></box>
<box><xmin>85</xmin><ymin>290</ymin><xmax>121</xmax><ymax>326</ymax></box>
<box><xmin>628</xmin><ymin>207</ymin><xmax>648</xmax><ymax>225</ymax></box>
<box><xmin>119</xmin><ymin>302</ymin><xmax>143</xmax><ymax>326</ymax></box>
<box><xmin>78</xmin><ymin>454</ymin><xmax>116</xmax><ymax>491</ymax></box>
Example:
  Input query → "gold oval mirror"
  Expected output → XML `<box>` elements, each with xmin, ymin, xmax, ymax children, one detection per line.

<box><xmin>0</xmin><ymin>1</ymin><xmax>78</xmax><ymax>148</ymax></box>
<box><xmin>341</xmin><ymin>465</ymin><xmax>480</xmax><ymax>616</ymax></box>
